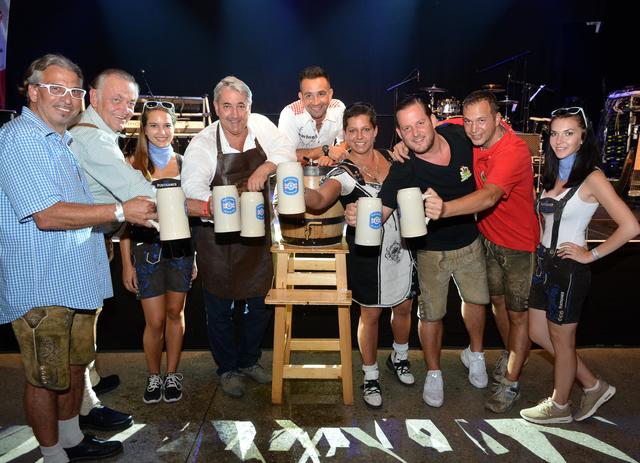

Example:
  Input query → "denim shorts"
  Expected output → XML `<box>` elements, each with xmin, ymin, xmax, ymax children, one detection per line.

<box><xmin>528</xmin><ymin>245</ymin><xmax>591</xmax><ymax>325</ymax></box>
<box><xmin>482</xmin><ymin>236</ymin><xmax>535</xmax><ymax>312</ymax></box>
<box><xmin>11</xmin><ymin>306</ymin><xmax>96</xmax><ymax>390</ymax></box>
<box><xmin>132</xmin><ymin>242</ymin><xmax>194</xmax><ymax>299</ymax></box>
<box><xmin>416</xmin><ymin>237</ymin><xmax>490</xmax><ymax>321</ymax></box>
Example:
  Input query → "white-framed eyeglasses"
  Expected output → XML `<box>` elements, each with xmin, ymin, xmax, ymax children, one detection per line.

<box><xmin>551</xmin><ymin>106</ymin><xmax>588</xmax><ymax>127</ymax></box>
<box><xmin>143</xmin><ymin>101</ymin><xmax>175</xmax><ymax>112</ymax></box>
<box><xmin>37</xmin><ymin>83</ymin><xmax>86</xmax><ymax>100</ymax></box>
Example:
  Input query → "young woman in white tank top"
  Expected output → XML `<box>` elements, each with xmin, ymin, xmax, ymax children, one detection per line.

<box><xmin>520</xmin><ymin>107</ymin><xmax>640</xmax><ymax>424</ymax></box>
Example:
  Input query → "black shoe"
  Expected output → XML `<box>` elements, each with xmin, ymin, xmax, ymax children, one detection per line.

<box><xmin>92</xmin><ymin>374</ymin><xmax>120</xmax><ymax>395</ymax></box>
<box><xmin>163</xmin><ymin>373</ymin><xmax>183</xmax><ymax>403</ymax></box>
<box><xmin>143</xmin><ymin>374</ymin><xmax>163</xmax><ymax>404</ymax></box>
<box><xmin>79</xmin><ymin>405</ymin><xmax>133</xmax><ymax>432</ymax></box>
<box><xmin>65</xmin><ymin>433</ymin><xmax>123</xmax><ymax>461</ymax></box>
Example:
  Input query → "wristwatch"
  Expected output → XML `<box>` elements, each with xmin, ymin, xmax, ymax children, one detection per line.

<box><xmin>114</xmin><ymin>202</ymin><xmax>125</xmax><ymax>222</ymax></box>
<box><xmin>322</xmin><ymin>145</ymin><xmax>330</xmax><ymax>157</ymax></box>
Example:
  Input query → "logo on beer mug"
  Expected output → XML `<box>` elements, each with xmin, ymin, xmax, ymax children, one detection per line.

<box><xmin>221</xmin><ymin>197</ymin><xmax>237</xmax><ymax>214</ymax></box>
<box><xmin>283</xmin><ymin>176</ymin><xmax>299</xmax><ymax>195</ymax></box>
<box><xmin>256</xmin><ymin>203</ymin><xmax>265</xmax><ymax>220</ymax></box>
<box><xmin>369</xmin><ymin>211</ymin><xmax>382</xmax><ymax>229</ymax></box>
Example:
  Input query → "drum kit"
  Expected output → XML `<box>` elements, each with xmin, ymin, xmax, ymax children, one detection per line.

<box><xmin>418</xmin><ymin>82</ymin><xmax>551</xmax><ymax>138</ymax></box>
<box><xmin>418</xmin><ymin>82</ymin><xmax>523</xmax><ymax>121</ymax></box>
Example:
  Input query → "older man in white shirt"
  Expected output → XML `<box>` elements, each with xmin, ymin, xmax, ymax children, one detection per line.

<box><xmin>182</xmin><ymin>76</ymin><xmax>294</xmax><ymax>398</ymax></box>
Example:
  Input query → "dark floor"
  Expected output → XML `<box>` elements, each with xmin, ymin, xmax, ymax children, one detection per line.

<box><xmin>1</xmin><ymin>348</ymin><xmax>639</xmax><ymax>463</ymax></box>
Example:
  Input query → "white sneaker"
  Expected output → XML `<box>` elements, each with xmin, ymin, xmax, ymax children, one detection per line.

<box><xmin>460</xmin><ymin>346</ymin><xmax>488</xmax><ymax>389</ymax></box>
<box><xmin>386</xmin><ymin>352</ymin><xmax>415</xmax><ymax>386</ymax></box>
<box><xmin>423</xmin><ymin>370</ymin><xmax>444</xmax><ymax>407</ymax></box>
<box><xmin>362</xmin><ymin>379</ymin><xmax>383</xmax><ymax>409</ymax></box>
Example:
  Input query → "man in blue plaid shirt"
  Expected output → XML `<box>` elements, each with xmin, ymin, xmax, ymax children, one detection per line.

<box><xmin>0</xmin><ymin>54</ymin><xmax>155</xmax><ymax>463</ymax></box>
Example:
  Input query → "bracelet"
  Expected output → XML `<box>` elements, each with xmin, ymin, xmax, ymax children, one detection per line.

<box><xmin>591</xmin><ymin>248</ymin><xmax>601</xmax><ymax>260</ymax></box>
<box><xmin>114</xmin><ymin>202</ymin><xmax>125</xmax><ymax>223</ymax></box>
<box><xmin>203</xmin><ymin>198</ymin><xmax>212</xmax><ymax>217</ymax></box>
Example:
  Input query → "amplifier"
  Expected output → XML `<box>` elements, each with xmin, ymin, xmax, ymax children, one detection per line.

<box><xmin>516</xmin><ymin>132</ymin><xmax>542</xmax><ymax>157</ymax></box>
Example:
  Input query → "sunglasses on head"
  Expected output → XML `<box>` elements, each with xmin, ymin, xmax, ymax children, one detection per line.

<box><xmin>551</xmin><ymin>106</ymin><xmax>587</xmax><ymax>127</ymax></box>
<box><xmin>143</xmin><ymin>101</ymin><xmax>175</xmax><ymax>112</ymax></box>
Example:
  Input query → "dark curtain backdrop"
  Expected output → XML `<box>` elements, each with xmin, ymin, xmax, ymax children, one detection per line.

<box><xmin>4</xmin><ymin>0</ymin><xmax>634</xmax><ymax>129</ymax></box>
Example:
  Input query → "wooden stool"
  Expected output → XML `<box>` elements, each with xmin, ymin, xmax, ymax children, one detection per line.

<box><xmin>265</xmin><ymin>242</ymin><xmax>353</xmax><ymax>405</ymax></box>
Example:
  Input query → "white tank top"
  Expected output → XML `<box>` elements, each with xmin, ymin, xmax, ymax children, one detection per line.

<box><xmin>540</xmin><ymin>183</ymin><xmax>598</xmax><ymax>249</ymax></box>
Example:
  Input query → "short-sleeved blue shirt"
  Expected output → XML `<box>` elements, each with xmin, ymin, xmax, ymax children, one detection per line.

<box><xmin>0</xmin><ymin>107</ymin><xmax>112</xmax><ymax>324</ymax></box>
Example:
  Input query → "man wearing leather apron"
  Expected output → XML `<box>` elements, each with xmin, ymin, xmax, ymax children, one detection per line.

<box><xmin>182</xmin><ymin>76</ymin><xmax>295</xmax><ymax>398</ymax></box>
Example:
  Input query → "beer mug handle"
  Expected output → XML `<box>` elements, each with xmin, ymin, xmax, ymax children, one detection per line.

<box><xmin>148</xmin><ymin>220</ymin><xmax>160</xmax><ymax>232</ymax></box>
<box><xmin>421</xmin><ymin>193</ymin><xmax>431</xmax><ymax>225</ymax></box>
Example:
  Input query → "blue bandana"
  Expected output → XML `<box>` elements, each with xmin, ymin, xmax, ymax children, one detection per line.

<box><xmin>148</xmin><ymin>142</ymin><xmax>173</xmax><ymax>170</ymax></box>
<box><xmin>558</xmin><ymin>152</ymin><xmax>577</xmax><ymax>181</ymax></box>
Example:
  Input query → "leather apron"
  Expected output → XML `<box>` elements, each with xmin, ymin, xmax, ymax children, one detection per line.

<box><xmin>195</xmin><ymin>124</ymin><xmax>273</xmax><ymax>299</ymax></box>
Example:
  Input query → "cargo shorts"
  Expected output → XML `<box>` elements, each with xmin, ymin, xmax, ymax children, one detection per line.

<box><xmin>416</xmin><ymin>237</ymin><xmax>490</xmax><ymax>321</ymax></box>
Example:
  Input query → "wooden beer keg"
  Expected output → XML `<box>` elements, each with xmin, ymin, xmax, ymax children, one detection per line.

<box><xmin>279</xmin><ymin>165</ymin><xmax>345</xmax><ymax>246</ymax></box>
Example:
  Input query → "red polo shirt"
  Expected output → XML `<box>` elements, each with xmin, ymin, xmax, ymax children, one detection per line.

<box><xmin>474</xmin><ymin>127</ymin><xmax>539</xmax><ymax>251</ymax></box>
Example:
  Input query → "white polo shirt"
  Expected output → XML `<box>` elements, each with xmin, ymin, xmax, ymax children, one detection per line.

<box><xmin>278</xmin><ymin>99</ymin><xmax>345</xmax><ymax>150</ymax></box>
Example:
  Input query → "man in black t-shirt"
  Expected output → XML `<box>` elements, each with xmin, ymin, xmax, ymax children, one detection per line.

<box><xmin>346</xmin><ymin>95</ymin><xmax>490</xmax><ymax>408</ymax></box>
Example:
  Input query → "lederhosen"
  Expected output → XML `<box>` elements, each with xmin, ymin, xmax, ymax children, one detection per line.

<box><xmin>195</xmin><ymin>125</ymin><xmax>273</xmax><ymax>299</ymax></box>
<box><xmin>530</xmin><ymin>185</ymin><xmax>591</xmax><ymax>324</ymax></box>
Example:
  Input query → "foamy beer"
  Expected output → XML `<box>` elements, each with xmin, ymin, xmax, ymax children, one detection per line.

<box><xmin>240</xmin><ymin>192</ymin><xmax>265</xmax><ymax>237</ymax></box>
<box><xmin>212</xmin><ymin>185</ymin><xmax>241</xmax><ymax>233</ymax></box>
<box><xmin>397</xmin><ymin>187</ymin><xmax>428</xmax><ymax>238</ymax></box>
<box><xmin>155</xmin><ymin>179</ymin><xmax>191</xmax><ymax>240</ymax></box>
<box><xmin>276</xmin><ymin>161</ymin><xmax>305</xmax><ymax>214</ymax></box>
<box><xmin>355</xmin><ymin>197</ymin><xmax>383</xmax><ymax>246</ymax></box>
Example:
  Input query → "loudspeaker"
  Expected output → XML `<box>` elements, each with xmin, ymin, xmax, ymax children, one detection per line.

<box><xmin>515</xmin><ymin>132</ymin><xmax>542</xmax><ymax>157</ymax></box>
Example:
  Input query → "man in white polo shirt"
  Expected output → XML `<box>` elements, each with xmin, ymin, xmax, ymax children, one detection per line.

<box><xmin>278</xmin><ymin>65</ymin><xmax>347</xmax><ymax>165</ymax></box>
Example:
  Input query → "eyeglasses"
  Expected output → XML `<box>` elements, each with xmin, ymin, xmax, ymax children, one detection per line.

<box><xmin>143</xmin><ymin>101</ymin><xmax>175</xmax><ymax>112</ymax></box>
<box><xmin>37</xmin><ymin>83</ymin><xmax>86</xmax><ymax>100</ymax></box>
<box><xmin>551</xmin><ymin>106</ymin><xmax>588</xmax><ymax>127</ymax></box>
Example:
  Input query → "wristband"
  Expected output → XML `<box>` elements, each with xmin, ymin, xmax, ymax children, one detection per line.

<box><xmin>114</xmin><ymin>202</ymin><xmax>125</xmax><ymax>223</ymax></box>
<box><xmin>591</xmin><ymin>248</ymin><xmax>600</xmax><ymax>260</ymax></box>
<box><xmin>203</xmin><ymin>198</ymin><xmax>212</xmax><ymax>218</ymax></box>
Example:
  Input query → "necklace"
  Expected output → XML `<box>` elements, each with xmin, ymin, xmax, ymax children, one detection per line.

<box><xmin>352</xmin><ymin>151</ymin><xmax>381</xmax><ymax>183</ymax></box>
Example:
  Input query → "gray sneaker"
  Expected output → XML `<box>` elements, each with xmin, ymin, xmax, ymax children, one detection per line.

<box><xmin>220</xmin><ymin>371</ymin><xmax>245</xmax><ymax>397</ymax></box>
<box><xmin>574</xmin><ymin>379</ymin><xmax>616</xmax><ymax>421</ymax></box>
<box><xmin>520</xmin><ymin>397</ymin><xmax>573</xmax><ymax>424</ymax></box>
<box><xmin>493</xmin><ymin>350</ymin><xmax>509</xmax><ymax>382</ymax></box>
<box><xmin>485</xmin><ymin>377</ymin><xmax>520</xmax><ymax>413</ymax></box>
<box><xmin>239</xmin><ymin>364</ymin><xmax>272</xmax><ymax>384</ymax></box>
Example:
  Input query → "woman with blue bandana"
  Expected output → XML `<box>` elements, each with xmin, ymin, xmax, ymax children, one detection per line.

<box><xmin>520</xmin><ymin>107</ymin><xmax>640</xmax><ymax>424</ymax></box>
<box><xmin>119</xmin><ymin>101</ymin><xmax>196</xmax><ymax>405</ymax></box>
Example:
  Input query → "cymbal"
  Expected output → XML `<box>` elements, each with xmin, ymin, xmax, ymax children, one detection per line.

<box><xmin>419</xmin><ymin>85</ymin><xmax>447</xmax><ymax>93</ymax></box>
<box><xmin>530</xmin><ymin>116</ymin><xmax>551</xmax><ymax>122</ymax></box>
<box><xmin>497</xmin><ymin>99</ymin><xmax>518</xmax><ymax>105</ymax></box>
<box><xmin>482</xmin><ymin>84</ymin><xmax>505</xmax><ymax>93</ymax></box>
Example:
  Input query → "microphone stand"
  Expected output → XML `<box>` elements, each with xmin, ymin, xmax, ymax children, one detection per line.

<box><xmin>140</xmin><ymin>69</ymin><xmax>154</xmax><ymax>97</ymax></box>
<box><xmin>386</xmin><ymin>69</ymin><xmax>420</xmax><ymax>147</ymax></box>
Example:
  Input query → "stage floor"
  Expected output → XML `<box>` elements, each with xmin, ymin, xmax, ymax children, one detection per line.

<box><xmin>1</xmin><ymin>349</ymin><xmax>639</xmax><ymax>462</ymax></box>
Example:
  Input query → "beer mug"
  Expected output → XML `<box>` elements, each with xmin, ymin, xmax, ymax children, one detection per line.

<box><xmin>355</xmin><ymin>197</ymin><xmax>383</xmax><ymax>246</ymax></box>
<box><xmin>397</xmin><ymin>187</ymin><xmax>428</xmax><ymax>238</ymax></box>
<box><xmin>212</xmin><ymin>185</ymin><xmax>241</xmax><ymax>233</ymax></box>
<box><xmin>276</xmin><ymin>161</ymin><xmax>306</xmax><ymax>215</ymax></box>
<box><xmin>155</xmin><ymin>179</ymin><xmax>191</xmax><ymax>241</ymax></box>
<box><xmin>240</xmin><ymin>192</ymin><xmax>265</xmax><ymax>237</ymax></box>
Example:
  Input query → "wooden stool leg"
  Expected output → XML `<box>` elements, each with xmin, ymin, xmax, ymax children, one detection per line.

<box><xmin>284</xmin><ymin>304</ymin><xmax>293</xmax><ymax>364</ymax></box>
<box><xmin>271</xmin><ymin>304</ymin><xmax>286</xmax><ymax>404</ymax></box>
<box><xmin>337</xmin><ymin>305</ymin><xmax>353</xmax><ymax>405</ymax></box>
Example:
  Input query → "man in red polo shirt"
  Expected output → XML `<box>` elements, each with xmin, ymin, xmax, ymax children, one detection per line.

<box><xmin>424</xmin><ymin>90</ymin><xmax>539</xmax><ymax>413</ymax></box>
